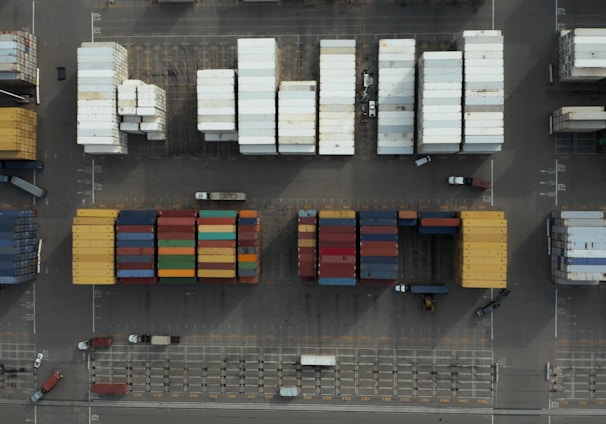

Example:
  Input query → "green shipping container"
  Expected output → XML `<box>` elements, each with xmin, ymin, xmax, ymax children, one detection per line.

<box><xmin>158</xmin><ymin>277</ymin><xmax>198</xmax><ymax>284</ymax></box>
<box><xmin>199</xmin><ymin>210</ymin><xmax>238</xmax><ymax>218</ymax></box>
<box><xmin>158</xmin><ymin>240</ymin><xmax>196</xmax><ymax>247</ymax></box>
<box><xmin>237</xmin><ymin>262</ymin><xmax>258</xmax><ymax>270</ymax></box>
<box><xmin>197</xmin><ymin>232</ymin><xmax>236</xmax><ymax>240</ymax></box>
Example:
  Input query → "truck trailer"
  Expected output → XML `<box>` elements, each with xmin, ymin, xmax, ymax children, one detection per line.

<box><xmin>194</xmin><ymin>191</ymin><xmax>246</xmax><ymax>201</ymax></box>
<box><xmin>128</xmin><ymin>334</ymin><xmax>180</xmax><ymax>345</ymax></box>
<box><xmin>91</xmin><ymin>383</ymin><xmax>129</xmax><ymax>396</ymax></box>
<box><xmin>447</xmin><ymin>176</ymin><xmax>491</xmax><ymax>189</ymax></box>
<box><xmin>78</xmin><ymin>336</ymin><xmax>113</xmax><ymax>350</ymax></box>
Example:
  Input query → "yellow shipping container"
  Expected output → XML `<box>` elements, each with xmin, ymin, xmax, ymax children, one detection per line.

<box><xmin>72</xmin><ymin>217</ymin><xmax>116</xmax><ymax>225</ymax></box>
<box><xmin>298</xmin><ymin>239</ymin><xmax>316</xmax><ymax>247</ymax></box>
<box><xmin>197</xmin><ymin>225</ymin><xmax>236</xmax><ymax>233</ymax></box>
<box><xmin>459</xmin><ymin>249</ymin><xmax>507</xmax><ymax>259</ymax></box>
<box><xmin>459</xmin><ymin>234</ymin><xmax>508</xmax><ymax>243</ymax></box>
<box><xmin>197</xmin><ymin>247</ymin><xmax>235</xmax><ymax>255</ymax></box>
<box><xmin>462</xmin><ymin>219</ymin><xmax>507</xmax><ymax>227</ymax></box>
<box><xmin>73</xmin><ymin>269</ymin><xmax>115</xmax><ymax>277</ymax></box>
<box><xmin>457</xmin><ymin>256</ymin><xmax>507</xmax><ymax>265</ymax></box>
<box><xmin>76</xmin><ymin>209</ymin><xmax>120</xmax><ymax>218</ymax></box>
<box><xmin>318</xmin><ymin>210</ymin><xmax>356</xmax><ymax>219</ymax></box>
<box><xmin>72</xmin><ymin>232</ymin><xmax>114</xmax><ymax>240</ymax></box>
<box><xmin>158</xmin><ymin>269</ymin><xmax>196</xmax><ymax>277</ymax></box>
<box><xmin>198</xmin><ymin>269</ymin><xmax>236</xmax><ymax>278</ymax></box>
<box><xmin>72</xmin><ymin>262</ymin><xmax>114</xmax><ymax>270</ymax></box>
<box><xmin>458</xmin><ymin>263</ymin><xmax>507</xmax><ymax>273</ymax></box>
<box><xmin>197</xmin><ymin>254</ymin><xmax>236</xmax><ymax>263</ymax></box>
<box><xmin>72</xmin><ymin>225</ymin><xmax>114</xmax><ymax>233</ymax></box>
<box><xmin>72</xmin><ymin>247</ymin><xmax>114</xmax><ymax>255</ymax></box>
<box><xmin>461</xmin><ymin>226</ymin><xmax>507</xmax><ymax>235</ymax></box>
<box><xmin>297</xmin><ymin>224</ymin><xmax>316</xmax><ymax>233</ymax></box>
<box><xmin>73</xmin><ymin>254</ymin><xmax>114</xmax><ymax>262</ymax></box>
<box><xmin>458</xmin><ymin>211</ymin><xmax>505</xmax><ymax>219</ymax></box>
<box><xmin>73</xmin><ymin>239</ymin><xmax>114</xmax><ymax>248</ymax></box>
<box><xmin>73</xmin><ymin>276</ymin><xmax>117</xmax><ymax>285</ymax></box>
<box><xmin>458</xmin><ymin>242</ymin><xmax>507</xmax><ymax>250</ymax></box>
<box><xmin>457</xmin><ymin>278</ymin><xmax>507</xmax><ymax>289</ymax></box>
<box><xmin>461</xmin><ymin>271</ymin><xmax>507</xmax><ymax>280</ymax></box>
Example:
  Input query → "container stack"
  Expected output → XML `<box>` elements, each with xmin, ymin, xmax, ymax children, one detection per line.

<box><xmin>115</xmin><ymin>210</ymin><xmax>157</xmax><ymax>284</ymax></box>
<box><xmin>237</xmin><ymin>38</ymin><xmax>278</xmax><ymax>154</ymax></box>
<box><xmin>417</xmin><ymin>51</ymin><xmax>463</xmax><ymax>154</ymax></box>
<box><xmin>552</xmin><ymin>106</ymin><xmax>606</xmax><ymax>133</ymax></box>
<box><xmin>237</xmin><ymin>210</ymin><xmax>261</xmax><ymax>283</ymax></box>
<box><xmin>318</xmin><ymin>39</ymin><xmax>356</xmax><ymax>155</ymax></box>
<box><xmin>118</xmin><ymin>80</ymin><xmax>166</xmax><ymax>141</ymax></box>
<box><xmin>0</xmin><ymin>31</ymin><xmax>37</xmax><ymax>86</ymax></box>
<box><xmin>157</xmin><ymin>210</ymin><xmax>197</xmax><ymax>284</ymax></box>
<box><xmin>358</xmin><ymin>211</ymin><xmax>398</xmax><ymax>285</ymax></box>
<box><xmin>0</xmin><ymin>108</ymin><xmax>37</xmax><ymax>160</ymax></box>
<box><xmin>197</xmin><ymin>210</ymin><xmax>237</xmax><ymax>284</ymax></box>
<box><xmin>77</xmin><ymin>42</ymin><xmax>128</xmax><ymax>154</ymax></box>
<box><xmin>460</xmin><ymin>30</ymin><xmax>504</xmax><ymax>154</ymax></box>
<box><xmin>418</xmin><ymin>211</ymin><xmax>460</xmax><ymax>235</ymax></box>
<box><xmin>397</xmin><ymin>210</ymin><xmax>418</xmax><ymax>227</ymax></box>
<box><xmin>298</xmin><ymin>210</ymin><xmax>317</xmax><ymax>281</ymax></box>
<box><xmin>317</xmin><ymin>210</ymin><xmax>357</xmax><ymax>286</ymax></box>
<box><xmin>558</xmin><ymin>29</ymin><xmax>606</xmax><ymax>82</ymax></box>
<box><xmin>0</xmin><ymin>210</ymin><xmax>37</xmax><ymax>285</ymax></box>
<box><xmin>197</xmin><ymin>69</ymin><xmax>238</xmax><ymax>142</ymax></box>
<box><xmin>72</xmin><ymin>209</ymin><xmax>118</xmax><ymax>285</ymax></box>
<box><xmin>278</xmin><ymin>81</ymin><xmax>317</xmax><ymax>154</ymax></box>
<box><xmin>377</xmin><ymin>39</ymin><xmax>416</xmax><ymax>155</ymax></box>
<box><xmin>455</xmin><ymin>211</ymin><xmax>507</xmax><ymax>289</ymax></box>
<box><xmin>550</xmin><ymin>211</ymin><xmax>606</xmax><ymax>286</ymax></box>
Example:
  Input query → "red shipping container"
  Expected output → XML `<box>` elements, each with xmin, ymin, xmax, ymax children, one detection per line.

<box><xmin>359</xmin><ymin>278</ymin><xmax>397</xmax><ymax>287</ymax></box>
<box><xmin>420</xmin><ymin>218</ymin><xmax>461</xmax><ymax>227</ymax></box>
<box><xmin>238</xmin><ymin>225</ymin><xmax>261</xmax><ymax>233</ymax></box>
<box><xmin>298</xmin><ymin>232</ymin><xmax>316</xmax><ymax>240</ymax></box>
<box><xmin>116</xmin><ymin>225</ymin><xmax>155</xmax><ymax>233</ymax></box>
<box><xmin>196</xmin><ymin>217</ymin><xmax>236</xmax><ymax>225</ymax></box>
<box><xmin>238</xmin><ymin>232</ymin><xmax>260</xmax><ymax>240</ymax></box>
<box><xmin>116</xmin><ymin>247</ymin><xmax>155</xmax><ymax>255</ymax></box>
<box><xmin>298</xmin><ymin>246</ymin><xmax>316</xmax><ymax>254</ymax></box>
<box><xmin>116</xmin><ymin>262</ymin><xmax>155</xmax><ymax>270</ymax></box>
<box><xmin>198</xmin><ymin>240</ymin><xmax>236</xmax><ymax>248</ymax></box>
<box><xmin>157</xmin><ymin>224</ymin><xmax>193</xmax><ymax>232</ymax></box>
<box><xmin>298</xmin><ymin>263</ymin><xmax>317</xmax><ymax>277</ymax></box>
<box><xmin>318</xmin><ymin>241</ymin><xmax>353</xmax><ymax>249</ymax></box>
<box><xmin>159</xmin><ymin>210</ymin><xmax>197</xmax><ymax>217</ymax></box>
<box><xmin>398</xmin><ymin>210</ymin><xmax>417</xmax><ymax>219</ymax></box>
<box><xmin>119</xmin><ymin>277</ymin><xmax>158</xmax><ymax>284</ymax></box>
<box><xmin>318</xmin><ymin>226</ymin><xmax>356</xmax><ymax>233</ymax></box>
<box><xmin>319</xmin><ymin>247</ymin><xmax>356</xmax><ymax>256</ymax></box>
<box><xmin>360</xmin><ymin>241</ymin><xmax>398</xmax><ymax>249</ymax></box>
<box><xmin>318</xmin><ymin>265</ymin><xmax>356</xmax><ymax>278</ymax></box>
<box><xmin>319</xmin><ymin>255</ymin><xmax>356</xmax><ymax>264</ymax></box>
<box><xmin>360</xmin><ymin>248</ymin><xmax>398</xmax><ymax>256</ymax></box>
<box><xmin>319</xmin><ymin>233</ymin><xmax>356</xmax><ymax>242</ymax></box>
<box><xmin>237</xmin><ymin>239</ymin><xmax>261</xmax><ymax>248</ymax></box>
<box><xmin>198</xmin><ymin>262</ymin><xmax>237</xmax><ymax>270</ymax></box>
<box><xmin>157</xmin><ymin>232</ymin><xmax>194</xmax><ymax>240</ymax></box>
<box><xmin>359</xmin><ymin>226</ymin><xmax>397</xmax><ymax>234</ymax></box>
<box><xmin>157</xmin><ymin>217</ymin><xmax>196</xmax><ymax>225</ymax></box>
<box><xmin>298</xmin><ymin>217</ymin><xmax>316</xmax><ymax>225</ymax></box>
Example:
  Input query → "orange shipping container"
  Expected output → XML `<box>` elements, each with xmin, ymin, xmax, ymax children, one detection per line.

<box><xmin>238</xmin><ymin>254</ymin><xmax>258</xmax><ymax>262</ymax></box>
<box><xmin>197</xmin><ymin>269</ymin><xmax>236</xmax><ymax>278</ymax></box>
<box><xmin>158</xmin><ymin>269</ymin><xmax>196</xmax><ymax>277</ymax></box>
<box><xmin>239</xmin><ymin>276</ymin><xmax>259</xmax><ymax>284</ymax></box>
<box><xmin>398</xmin><ymin>210</ymin><xmax>417</xmax><ymax>219</ymax></box>
<box><xmin>239</xmin><ymin>210</ymin><xmax>259</xmax><ymax>218</ymax></box>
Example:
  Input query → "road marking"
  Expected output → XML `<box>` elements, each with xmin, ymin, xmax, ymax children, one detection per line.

<box><xmin>555</xmin><ymin>286</ymin><xmax>558</xmax><ymax>338</ymax></box>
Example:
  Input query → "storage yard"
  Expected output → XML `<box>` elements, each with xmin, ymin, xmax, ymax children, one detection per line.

<box><xmin>3</xmin><ymin>0</ymin><xmax>606</xmax><ymax>423</ymax></box>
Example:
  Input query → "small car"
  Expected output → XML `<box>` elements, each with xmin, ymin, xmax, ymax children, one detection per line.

<box><xmin>414</xmin><ymin>155</ymin><xmax>431</xmax><ymax>167</ymax></box>
<box><xmin>33</xmin><ymin>353</ymin><xmax>44</xmax><ymax>369</ymax></box>
<box><xmin>30</xmin><ymin>390</ymin><xmax>43</xmax><ymax>403</ymax></box>
<box><xmin>368</xmin><ymin>100</ymin><xmax>376</xmax><ymax>118</ymax></box>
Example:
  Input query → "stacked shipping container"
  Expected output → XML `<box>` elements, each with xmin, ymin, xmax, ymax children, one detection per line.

<box><xmin>278</xmin><ymin>81</ymin><xmax>317</xmax><ymax>154</ymax></box>
<box><xmin>118</xmin><ymin>80</ymin><xmax>167</xmax><ymax>141</ymax></box>
<box><xmin>237</xmin><ymin>210</ymin><xmax>261</xmax><ymax>283</ymax></box>
<box><xmin>359</xmin><ymin>211</ymin><xmax>398</xmax><ymax>285</ymax></box>
<box><xmin>455</xmin><ymin>211</ymin><xmax>507</xmax><ymax>289</ymax></box>
<box><xmin>0</xmin><ymin>108</ymin><xmax>37</xmax><ymax>160</ymax></box>
<box><xmin>397</xmin><ymin>210</ymin><xmax>418</xmax><ymax>227</ymax></box>
<box><xmin>197</xmin><ymin>210</ymin><xmax>237</xmax><ymax>284</ymax></box>
<box><xmin>460</xmin><ymin>30</ymin><xmax>504</xmax><ymax>154</ymax></box>
<box><xmin>0</xmin><ymin>31</ymin><xmax>37</xmax><ymax>86</ymax></box>
<box><xmin>298</xmin><ymin>210</ymin><xmax>317</xmax><ymax>280</ymax></box>
<box><xmin>197</xmin><ymin>69</ymin><xmax>238</xmax><ymax>142</ymax></box>
<box><xmin>417</xmin><ymin>51</ymin><xmax>463</xmax><ymax>154</ymax></box>
<box><xmin>237</xmin><ymin>38</ymin><xmax>278</xmax><ymax>154</ymax></box>
<box><xmin>0</xmin><ymin>210</ymin><xmax>37</xmax><ymax>284</ymax></box>
<box><xmin>72</xmin><ymin>209</ymin><xmax>118</xmax><ymax>285</ymax></box>
<box><xmin>377</xmin><ymin>39</ymin><xmax>416</xmax><ymax>155</ymax></box>
<box><xmin>550</xmin><ymin>211</ymin><xmax>606</xmax><ymax>285</ymax></box>
<box><xmin>77</xmin><ymin>42</ymin><xmax>128</xmax><ymax>154</ymax></box>
<box><xmin>157</xmin><ymin>210</ymin><xmax>197</xmax><ymax>283</ymax></box>
<box><xmin>558</xmin><ymin>29</ymin><xmax>606</xmax><ymax>82</ymax></box>
<box><xmin>552</xmin><ymin>106</ymin><xmax>606</xmax><ymax>133</ymax></box>
<box><xmin>418</xmin><ymin>211</ymin><xmax>460</xmax><ymax>235</ymax></box>
<box><xmin>319</xmin><ymin>39</ymin><xmax>356</xmax><ymax>155</ymax></box>
<box><xmin>115</xmin><ymin>210</ymin><xmax>157</xmax><ymax>284</ymax></box>
<box><xmin>318</xmin><ymin>210</ymin><xmax>357</xmax><ymax>286</ymax></box>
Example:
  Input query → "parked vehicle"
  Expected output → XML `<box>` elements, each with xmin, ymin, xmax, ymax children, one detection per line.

<box><xmin>448</xmin><ymin>176</ymin><xmax>491</xmax><ymax>189</ymax></box>
<box><xmin>41</xmin><ymin>371</ymin><xmax>63</xmax><ymax>393</ymax></box>
<box><xmin>414</xmin><ymin>155</ymin><xmax>431</xmax><ymax>167</ymax></box>
<box><xmin>0</xmin><ymin>174</ymin><xmax>11</xmax><ymax>183</ymax></box>
<box><xmin>33</xmin><ymin>353</ymin><xmax>44</xmax><ymax>369</ymax></box>
<box><xmin>0</xmin><ymin>160</ymin><xmax>44</xmax><ymax>170</ymax></box>
<box><xmin>8</xmin><ymin>176</ymin><xmax>46</xmax><ymax>198</ymax></box>
<box><xmin>368</xmin><ymin>100</ymin><xmax>376</xmax><ymax>118</ymax></box>
<box><xmin>475</xmin><ymin>288</ymin><xmax>511</xmax><ymax>316</ymax></box>
<box><xmin>128</xmin><ymin>334</ymin><xmax>180</xmax><ymax>345</ymax></box>
<box><xmin>279</xmin><ymin>386</ymin><xmax>299</xmax><ymax>398</ymax></box>
<box><xmin>194</xmin><ymin>191</ymin><xmax>246</xmax><ymax>201</ymax></box>
<box><xmin>91</xmin><ymin>383</ymin><xmax>129</xmax><ymax>396</ymax></box>
<box><xmin>300</xmin><ymin>355</ymin><xmax>336</xmax><ymax>366</ymax></box>
<box><xmin>30</xmin><ymin>390</ymin><xmax>43</xmax><ymax>402</ymax></box>
<box><xmin>78</xmin><ymin>336</ymin><xmax>113</xmax><ymax>350</ymax></box>
<box><xmin>395</xmin><ymin>284</ymin><xmax>448</xmax><ymax>313</ymax></box>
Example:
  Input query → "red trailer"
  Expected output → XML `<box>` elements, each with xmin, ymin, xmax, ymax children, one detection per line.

<box><xmin>91</xmin><ymin>383</ymin><xmax>128</xmax><ymax>396</ymax></box>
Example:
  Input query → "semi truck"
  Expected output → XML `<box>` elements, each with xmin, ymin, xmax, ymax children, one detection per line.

<box><xmin>194</xmin><ymin>191</ymin><xmax>246</xmax><ymax>201</ymax></box>
<box><xmin>128</xmin><ymin>334</ymin><xmax>180</xmax><ymax>345</ymax></box>
<box><xmin>447</xmin><ymin>176</ymin><xmax>491</xmax><ymax>189</ymax></box>
<box><xmin>0</xmin><ymin>174</ymin><xmax>46</xmax><ymax>198</ymax></box>
<box><xmin>78</xmin><ymin>336</ymin><xmax>113</xmax><ymax>350</ymax></box>
<box><xmin>91</xmin><ymin>383</ymin><xmax>129</xmax><ymax>396</ymax></box>
<box><xmin>0</xmin><ymin>160</ymin><xmax>44</xmax><ymax>170</ymax></box>
<box><xmin>395</xmin><ymin>284</ymin><xmax>449</xmax><ymax>313</ymax></box>
<box><xmin>31</xmin><ymin>371</ymin><xmax>63</xmax><ymax>402</ymax></box>
<box><xmin>300</xmin><ymin>355</ymin><xmax>336</xmax><ymax>367</ymax></box>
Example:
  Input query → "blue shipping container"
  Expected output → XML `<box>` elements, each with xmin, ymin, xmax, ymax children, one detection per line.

<box><xmin>318</xmin><ymin>277</ymin><xmax>357</xmax><ymax>286</ymax></box>
<box><xmin>238</xmin><ymin>269</ymin><xmax>259</xmax><ymax>277</ymax></box>
<box><xmin>418</xmin><ymin>227</ymin><xmax>458</xmax><ymax>234</ymax></box>
<box><xmin>116</xmin><ymin>232</ymin><xmax>155</xmax><ymax>241</ymax></box>
<box><xmin>238</xmin><ymin>218</ymin><xmax>258</xmax><ymax>226</ymax></box>
<box><xmin>359</xmin><ymin>233</ymin><xmax>398</xmax><ymax>242</ymax></box>
<box><xmin>359</xmin><ymin>218</ymin><xmax>398</xmax><ymax>226</ymax></box>
<box><xmin>0</xmin><ymin>210</ymin><xmax>35</xmax><ymax>217</ymax></box>
<box><xmin>237</xmin><ymin>247</ymin><xmax>259</xmax><ymax>254</ymax></box>
<box><xmin>360</xmin><ymin>256</ymin><xmax>398</xmax><ymax>265</ymax></box>
<box><xmin>359</xmin><ymin>271</ymin><xmax>398</xmax><ymax>279</ymax></box>
<box><xmin>115</xmin><ymin>239</ymin><xmax>155</xmax><ymax>248</ymax></box>
<box><xmin>359</xmin><ymin>263</ymin><xmax>398</xmax><ymax>272</ymax></box>
<box><xmin>358</xmin><ymin>211</ymin><xmax>397</xmax><ymax>219</ymax></box>
<box><xmin>117</xmin><ymin>269</ymin><xmax>155</xmax><ymax>278</ymax></box>
<box><xmin>560</xmin><ymin>257</ymin><xmax>606</xmax><ymax>265</ymax></box>
<box><xmin>299</xmin><ymin>210</ymin><xmax>317</xmax><ymax>218</ymax></box>
<box><xmin>398</xmin><ymin>219</ymin><xmax>418</xmax><ymax>227</ymax></box>
<box><xmin>417</xmin><ymin>211</ymin><xmax>456</xmax><ymax>219</ymax></box>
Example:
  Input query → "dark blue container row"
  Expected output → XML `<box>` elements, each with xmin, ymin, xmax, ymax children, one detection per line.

<box><xmin>359</xmin><ymin>263</ymin><xmax>398</xmax><ymax>272</ymax></box>
<box><xmin>117</xmin><ymin>270</ymin><xmax>155</xmax><ymax>278</ymax></box>
<box><xmin>117</xmin><ymin>255</ymin><xmax>154</xmax><ymax>263</ymax></box>
<box><xmin>418</xmin><ymin>227</ymin><xmax>458</xmax><ymax>234</ymax></box>
<box><xmin>0</xmin><ymin>274</ymin><xmax>36</xmax><ymax>284</ymax></box>
<box><xmin>0</xmin><ymin>267</ymin><xmax>37</xmax><ymax>276</ymax></box>
<box><xmin>359</xmin><ymin>271</ymin><xmax>398</xmax><ymax>279</ymax></box>
<box><xmin>0</xmin><ymin>210</ymin><xmax>35</xmax><ymax>217</ymax></box>
<box><xmin>116</xmin><ymin>232</ymin><xmax>155</xmax><ymax>241</ymax></box>
<box><xmin>0</xmin><ymin>259</ymin><xmax>35</xmax><ymax>268</ymax></box>
<box><xmin>299</xmin><ymin>210</ymin><xmax>317</xmax><ymax>218</ymax></box>
<box><xmin>0</xmin><ymin>231</ymin><xmax>36</xmax><ymax>240</ymax></box>
<box><xmin>0</xmin><ymin>217</ymin><xmax>35</xmax><ymax>224</ymax></box>
<box><xmin>398</xmin><ymin>219</ymin><xmax>418</xmax><ymax>227</ymax></box>
<box><xmin>318</xmin><ymin>277</ymin><xmax>356</xmax><ymax>286</ymax></box>
<box><xmin>359</xmin><ymin>211</ymin><xmax>397</xmax><ymax>219</ymax></box>
<box><xmin>237</xmin><ymin>247</ymin><xmax>259</xmax><ymax>254</ymax></box>
<box><xmin>558</xmin><ymin>256</ymin><xmax>606</xmax><ymax>265</ymax></box>
<box><xmin>360</xmin><ymin>256</ymin><xmax>398</xmax><ymax>265</ymax></box>
<box><xmin>417</xmin><ymin>211</ymin><xmax>456</xmax><ymax>219</ymax></box>
<box><xmin>238</xmin><ymin>218</ymin><xmax>258</xmax><ymax>226</ymax></box>
<box><xmin>359</xmin><ymin>233</ymin><xmax>398</xmax><ymax>242</ymax></box>
<box><xmin>116</xmin><ymin>239</ymin><xmax>155</xmax><ymax>248</ymax></box>
<box><xmin>116</xmin><ymin>218</ymin><xmax>155</xmax><ymax>225</ymax></box>
<box><xmin>0</xmin><ymin>252</ymin><xmax>37</xmax><ymax>262</ymax></box>
<box><xmin>238</xmin><ymin>269</ymin><xmax>258</xmax><ymax>277</ymax></box>
<box><xmin>318</xmin><ymin>218</ymin><xmax>357</xmax><ymax>226</ymax></box>
<box><xmin>0</xmin><ymin>244</ymin><xmax>36</xmax><ymax>254</ymax></box>
<box><xmin>359</xmin><ymin>218</ymin><xmax>397</xmax><ymax>226</ymax></box>
<box><xmin>0</xmin><ymin>224</ymin><xmax>36</xmax><ymax>232</ymax></box>
<box><xmin>0</xmin><ymin>239</ymin><xmax>36</xmax><ymax>248</ymax></box>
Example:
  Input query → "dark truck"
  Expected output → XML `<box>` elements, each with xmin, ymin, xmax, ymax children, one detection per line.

<box><xmin>448</xmin><ymin>176</ymin><xmax>491</xmax><ymax>189</ymax></box>
<box><xmin>78</xmin><ymin>336</ymin><xmax>113</xmax><ymax>351</ymax></box>
<box><xmin>395</xmin><ymin>284</ymin><xmax>449</xmax><ymax>312</ymax></box>
<box><xmin>0</xmin><ymin>160</ymin><xmax>44</xmax><ymax>170</ymax></box>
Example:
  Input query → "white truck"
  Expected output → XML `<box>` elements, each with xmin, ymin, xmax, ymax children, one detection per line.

<box><xmin>194</xmin><ymin>191</ymin><xmax>246</xmax><ymax>201</ymax></box>
<box><xmin>128</xmin><ymin>334</ymin><xmax>180</xmax><ymax>345</ymax></box>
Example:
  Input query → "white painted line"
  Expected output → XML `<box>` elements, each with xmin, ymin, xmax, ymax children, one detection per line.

<box><xmin>546</xmin><ymin>361</ymin><xmax>551</xmax><ymax>381</ymax></box>
<box><xmin>555</xmin><ymin>158</ymin><xmax>559</xmax><ymax>206</ymax></box>
<box><xmin>490</xmin><ymin>159</ymin><xmax>494</xmax><ymax>206</ymax></box>
<box><xmin>554</xmin><ymin>286</ymin><xmax>558</xmax><ymax>338</ymax></box>
<box><xmin>36</xmin><ymin>67</ymin><xmax>40</xmax><ymax>105</ymax></box>
<box><xmin>549</xmin><ymin>115</ymin><xmax>553</xmax><ymax>135</ymax></box>
<box><xmin>490</xmin><ymin>288</ymin><xmax>494</xmax><ymax>340</ymax></box>
<box><xmin>37</xmin><ymin>239</ymin><xmax>42</xmax><ymax>274</ymax></box>
<box><xmin>549</xmin><ymin>64</ymin><xmax>554</xmax><ymax>84</ymax></box>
